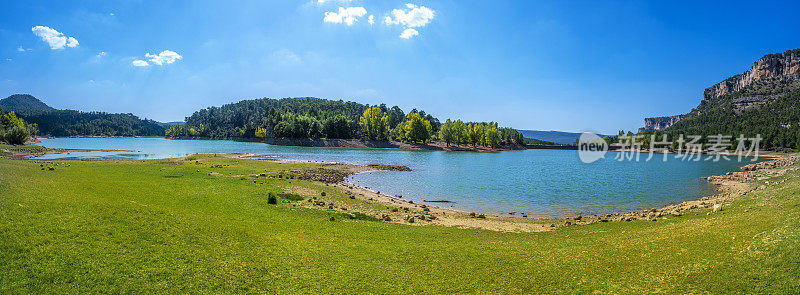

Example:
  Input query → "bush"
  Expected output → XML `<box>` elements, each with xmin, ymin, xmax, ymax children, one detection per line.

<box><xmin>277</xmin><ymin>193</ymin><xmax>304</xmax><ymax>201</ymax></box>
<box><xmin>267</xmin><ymin>192</ymin><xmax>277</xmax><ymax>204</ymax></box>
<box><xmin>4</xmin><ymin>125</ymin><xmax>30</xmax><ymax>145</ymax></box>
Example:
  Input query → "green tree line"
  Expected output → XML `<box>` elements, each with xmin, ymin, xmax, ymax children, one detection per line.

<box><xmin>12</xmin><ymin>109</ymin><xmax>165</xmax><ymax>137</ymax></box>
<box><xmin>169</xmin><ymin>97</ymin><xmax>524</xmax><ymax>146</ymax></box>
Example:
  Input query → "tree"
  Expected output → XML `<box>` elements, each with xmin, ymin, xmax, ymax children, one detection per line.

<box><xmin>255</xmin><ymin>127</ymin><xmax>267</xmax><ymax>138</ymax></box>
<box><xmin>401</xmin><ymin>112</ymin><xmax>432</xmax><ymax>143</ymax></box>
<box><xmin>439</xmin><ymin>119</ymin><xmax>455</xmax><ymax>146</ymax></box>
<box><xmin>358</xmin><ymin>107</ymin><xmax>389</xmax><ymax>141</ymax></box>
<box><xmin>485</xmin><ymin>124</ymin><xmax>501</xmax><ymax>147</ymax></box>
<box><xmin>387</xmin><ymin>106</ymin><xmax>405</xmax><ymax>129</ymax></box>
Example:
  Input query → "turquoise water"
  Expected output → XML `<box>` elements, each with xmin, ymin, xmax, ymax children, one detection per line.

<box><xmin>35</xmin><ymin>137</ymin><xmax>752</xmax><ymax>217</ymax></box>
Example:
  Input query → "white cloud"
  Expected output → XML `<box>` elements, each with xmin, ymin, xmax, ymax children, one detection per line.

<box><xmin>31</xmin><ymin>26</ymin><xmax>79</xmax><ymax>50</ymax></box>
<box><xmin>323</xmin><ymin>7</ymin><xmax>367</xmax><ymax>26</ymax></box>
<box><xmin>131</xmin><ymin>50</ymin><xmax>182</xmax><ymax>67</ymax></box>
<box><xmin>383</xmin><ymin>4</ymin><xmax>434</xmax><ymax>39</ymax></box>
<box><xmin>17</xmin><ymin>46</ymin><xmax>26</xmax><ymax>52</ymax></box>
<box><xmin>384</xmin><ymin>4</ymin><xmax>435</xmax><ymax>28</ymax></box>
<box><xmin>368</xmin><ymin>15</ymin><xmax>375</xmax><ymax>25</ymax></box>
<box><xmin>96</xmin><ymin>51</ymin><xmax>106</xmax><ymax>58</ymax></box>
<box><xmin>145</xmin><ymin>50</ymin><xmax>182</xmax><ymax>65</ymax></box>
<box><xmin>399</xmin><ymin>28</ymin><xmax>419</xmax><ymax>39</ymax></box>
<box><xmin>109</xmin><ymin>12</ymin><xmax>115</xmax><ymax>16</ymax></box>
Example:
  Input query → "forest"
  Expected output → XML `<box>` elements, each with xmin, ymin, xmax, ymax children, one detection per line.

<box><xmin>12</xmin><ymin>109</ymin><xmax>165</xmax><ymax>137</ymax></box>
<box><xmin>664</xmin><ymin>87</ymin><xmax>800</xmax><ymax>150</ymax></box>
<box><xmin>167</xmin><ymin>97</ymin><xmax>524</xmax><ymax>147</ymax></box>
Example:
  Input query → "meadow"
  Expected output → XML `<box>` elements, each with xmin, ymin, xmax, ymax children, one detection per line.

<box><xmin>1</xmin><ymin>153</ymin><xmax>798</xmax><ymax>293</ymax></box>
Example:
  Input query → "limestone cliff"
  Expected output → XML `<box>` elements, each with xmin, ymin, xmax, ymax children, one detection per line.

<box><xmin>639</xmin><ymin>48</ymin><xmax>800</xmax><ymax>132</ymax></box>
<box><xmin>639</xmin><ymin>115</ymin><xmax>685</xmax><ymax>132</ymax></box>
<box><xmin>702</xmin><ymin>49</ymin><xmax>800</xmax><ymax>102</ymax></box>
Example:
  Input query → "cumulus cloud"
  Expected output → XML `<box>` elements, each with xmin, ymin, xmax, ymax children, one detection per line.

<box><xmin>96</xmin><ymin>51</ymin><xmax>106</xmax><ymax>58</ymax></box>
<box><xmin>131</xmin><ymin>50</ymin><xmax>182</xmax><ymax>67</ymax></box>
<box><xmin>383</xmin><ymin>4</ymin><xmax>434</xmax><ymax>39</ymax></box>
<box><xmin>399</xmin><ymin>28</ymin><xmax>419</xmax><ymax>39</ymax></box>
<box><xmin>323</xmin><ymin>7</ymin><xmax>368</xmax><ymax>26</ymax></box>
<box><xmin>17</xmin><ymin>46</ymin><xmax>27</xmax><ymax>52</ymax></box>
<box><xmin>384</xmin><ymin>4</ymin><xmax>434</xmax><ymax>28</ymax></box>
<box><xmin>31</xmin><ymin>26</ymin><xmax>79</xmax><ymax>50</ymax></box>
<box><xmin>145</xmin><ymin>50</ymin><xmax>182</xmax><ymax>65</ymax></box>
<box><xmin>368</xmin><ymin>15</ymin><xmax>375</xmax><ymax>25</ymax></box>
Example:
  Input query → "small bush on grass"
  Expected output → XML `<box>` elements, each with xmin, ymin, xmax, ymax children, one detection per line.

<box><xmin>267</xmin><ymin>192</ymin><xmax>278</xmax><ymax>204</ymax></box>
<box><xmin>4</xmin><ymin>125</ymin><xmax>30</xmax><ymax>145</ymax></box>
<box><xmin>335</xmin><ymin>212</ymin><xmax>381</xmax><ymax>222</ymax></box>
<box><xmin>278</xmin><ymin>193</ymin><xmax>304</xmax><ymax>201</ymax></box>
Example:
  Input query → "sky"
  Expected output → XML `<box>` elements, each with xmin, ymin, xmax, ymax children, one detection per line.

<box><xmin>1</xmin><ymin>0</ymin><xmax>799</xmax><ymax>134</ymax></box>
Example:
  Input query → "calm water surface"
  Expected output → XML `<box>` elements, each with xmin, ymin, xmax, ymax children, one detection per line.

<box><xmin>35</xmin><ymin>137</ymin><xmax>752</xmax><ymax>217</ymax></box>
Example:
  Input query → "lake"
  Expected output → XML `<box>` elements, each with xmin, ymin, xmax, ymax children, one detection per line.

<box><xmin>34</xmin><ymin>137</ymin><xmax>753</xmax><ymax>217</ymax></box>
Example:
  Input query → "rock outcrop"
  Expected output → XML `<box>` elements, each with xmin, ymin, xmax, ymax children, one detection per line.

<box><xmin>640</xmin><ymin>49</ymin><xmax>800</xmax><ymax>131</ymax></box>
<box><xmin>703</xmin><ymin>49</ymin><xmax>800</xmax><ymax>102</ymax></box>
<box><xmin>639</xmin><ymin>115</ymin><xmax>686</xmax><ymax>132</ymax></box>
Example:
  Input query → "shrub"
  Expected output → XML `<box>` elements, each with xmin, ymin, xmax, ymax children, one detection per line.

<box><xmin>4</xmin><ymin>125</ymin><xmax>30</xmax><ymax>145</ymax></box>
<box><xmin>277</xmin><ymin>193</ymin><xmax>304</xmax><ymax>201</ymax></box>
<box><xmin>267</xmin><ymin>192</ymin><xmax>278</xmax><ymax>204</ymax></box>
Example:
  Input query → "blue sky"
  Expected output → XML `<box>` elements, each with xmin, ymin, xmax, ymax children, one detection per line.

<box><xmin>1</xmin><ymin>0</ymin><xmax>799</xmax><ymax>134</ymax></box>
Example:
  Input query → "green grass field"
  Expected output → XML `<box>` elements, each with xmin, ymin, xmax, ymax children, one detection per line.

<box><xmin>1</xmin><ymin>154</ymin><xmax>799</xmax><ymax>293</ymax></box>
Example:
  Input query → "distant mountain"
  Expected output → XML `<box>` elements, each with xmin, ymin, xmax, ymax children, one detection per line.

<box><xmin>518</xmin><ymin>130</ymin><xmax>609</xmax><ymax>145</ymax></box>
<box><xmin>0</xmin><ymin>94</ymin><xmax>56</xmax><ymax>111</ymax></box>
<box><xmin>156</xmin><ymin>121</ymin><xmax>184</xmax><ymax>127</ymax></box>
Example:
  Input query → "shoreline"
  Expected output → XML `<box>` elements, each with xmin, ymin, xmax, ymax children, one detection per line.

<box><xmin>9</xmin><ymin>143</ymin><xmax>798</xmax><ymax>232</ymax></box>
<box><xmin>38</xmin><ymin>136</ymin><xmax>526</xmax><ymax>152</ymax></box>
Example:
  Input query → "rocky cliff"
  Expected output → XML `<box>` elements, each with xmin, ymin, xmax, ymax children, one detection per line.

<box><xmin>640</xmin><ymin>49</ymin><xmax>800</xmax><ymax>132</ymax></box>
<box><xmin>639</xmin><ymin>115</ymin><xmax>685</xmax><ymax>132</ymax></box>
<box><xmin>702</xmin><ymin>49</ymin><xmax>800</xmax><ymax>102</ymax></box>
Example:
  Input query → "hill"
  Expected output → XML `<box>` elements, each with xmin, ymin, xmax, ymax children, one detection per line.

<box><xmin>0</xmin><ymin>94</ymin><xmax>56</xmax><ymax>112</ymax></box>
<box><xmin>1</xmin><ymin>94</ymin><xmax>165</xmax><ymax>137</ymax></box>
<box><xmin>518</xmin><ymin>130</ymin><xmax>608</xmax><ymax>145</ymax></box>
<box><xmin>658</xmin><ymin>48</ymin><xmax>800</xmax><ymax>149</ymax></box>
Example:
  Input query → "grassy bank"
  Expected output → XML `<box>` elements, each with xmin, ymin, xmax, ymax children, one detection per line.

<box><xmin>1</xmin><ymin>155</ymin><xmax>799</xmax><ymax>293</ymax></box>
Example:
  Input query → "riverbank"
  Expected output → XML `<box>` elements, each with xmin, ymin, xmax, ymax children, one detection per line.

<box><xmin>166</xmin><ymin>136</ymin><xmax>526</xmax><ymax>152</ymax></box>
<box><xmin>0</xmin><ymin>143</ymin><xmax>132</xmax><ymax>160</ymax></box>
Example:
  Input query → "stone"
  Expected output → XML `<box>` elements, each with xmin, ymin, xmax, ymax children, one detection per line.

<box><xmin>712</xmin><ymin>203</ymin><xmax>723</xmax><ymax>212</ymax></box>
